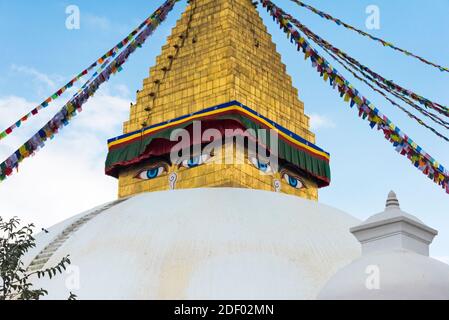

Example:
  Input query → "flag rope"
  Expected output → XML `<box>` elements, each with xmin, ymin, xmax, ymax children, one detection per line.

<box><xmin>322</xmin><ymin>46</ymin><xmax>449</xmax><ymax>142</ymax></box>
<box><xmin>279</xmin><ymin>9</ymin><xmax>449</xmax><ymax>120</ymax></box>
<box><xmin>288</xmin><ymin>0</ymin><xmax>449</xmax><ymax>73</ymax></box>
<box><xmin>260</xmin><ymin>0</ymin><xmax>449</xmax><ymax>194</ymax></box>
<box><xmin>0</xmin><ymin>1</ymin><xmax>178</xmax><ymax>142</ymax></box>
<box><xmin>0</xmin><ymin>0</ymin><xmax>181</xmax><ymax>182</ymax></box>
<box><xmin>276</xmin><ymin>10</ymin><xmax>449</xmax><ymax>140</ymax></box>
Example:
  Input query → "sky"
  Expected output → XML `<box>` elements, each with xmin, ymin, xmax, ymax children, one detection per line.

<box><xmin>0</xmin><ymin>0</ymin><xmax>448</xmax><ymax>262</ymax></box>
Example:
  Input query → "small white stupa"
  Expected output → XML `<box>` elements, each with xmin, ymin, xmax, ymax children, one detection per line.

<box><xmin>318</xmin><ymin>191</ymin><xmax>449</xmax><ymax>300</ymax></box>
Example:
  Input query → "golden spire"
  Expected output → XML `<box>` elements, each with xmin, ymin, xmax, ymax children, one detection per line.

<box><xmin>109</xmin><ymin>0</ymin><xmax>329</xmax><ymax>200</ymax></box>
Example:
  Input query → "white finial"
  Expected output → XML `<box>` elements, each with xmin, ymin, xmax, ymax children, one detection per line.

<box><xmin>351</xmin><ymin>190</ymin><xmax>437</xmax><ymax>256</ymax></box>
<box><xmin>385</xmin><ymin>190</ymin><xmax>400</xmax><ymax>210</ymax></box>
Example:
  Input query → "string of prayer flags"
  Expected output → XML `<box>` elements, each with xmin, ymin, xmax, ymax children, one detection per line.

<box><xmin>276</xmin><ymin>9</ymin><xmax>449</xmax><ymax>136</ymax></box>
<box><xmin>260</xmin><ymin>0</ymin><xmax>449</xmax><ymax>194</ymax></box>
<box><xmin>0</xmin><ymin>0</ymin><xmax>180</xmax><ymax>183</ymax></box>
<box><xmin>278</xmin><ymin>9</ymin><xmax>449</xmax><ymax>120</ymax></box>
<box><xmin>321</xmin><ymin>45</ymin><xmax>449</xmax><ymax>142</ymax></box>
<box><xmin>0</xmin><ymin>0</ymin><xmax>179</xmax><ymax>142</ymax></box>
<box><xmin>288</xmin><ymin>0</ymin><xmax>449</xmax><ymax>74</ymax></box>
<box><xmin>334</xmin><ymin>50</ymin><xmax>449</xmax><ymax>130</ymax></box>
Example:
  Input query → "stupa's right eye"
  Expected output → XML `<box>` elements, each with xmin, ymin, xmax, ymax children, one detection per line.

<box><xmin>283</xmin><ymin>173</ymin><xmax>304</xmax><ymax>189</ymax></box>
<box><xmin>136</xmin><ymin>166</ymin><xmax>166</xmax><ymax>180</ymax></box>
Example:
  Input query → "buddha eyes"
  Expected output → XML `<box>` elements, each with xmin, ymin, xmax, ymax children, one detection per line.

<box><xmin>135</xmin><ymin>153</ymin><xmax>213</xmax><ymax>181</ymax></box>
<box><xmin>134</xmin><ymin>153</ymin><xmax>305</xmax><ymax>191</ymax></box>
<box><xmin>283</xmin><ymin>173</ymin><xmax>304</xmax><ymax>189</ymax></box>
<box><xmin>180</xmin><ymin>154</ymin><xmax>212</xmax><ymax>169</ymax></box>
<box><xmin>250</xmin><ymin>157</ymin><xmax>306</xmax><ymax>189</ymax></box>
<box><xmin>249</xmin><ymin>157</ymin><xmax>274</xmax><ymax>174</ymax></box>
<box><xmin>136</xmin><ymin>166</ymin><xmax>166</xmax><ymax>180</ymax></box>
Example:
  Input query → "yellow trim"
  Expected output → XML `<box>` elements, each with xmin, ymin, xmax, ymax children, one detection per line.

<box><xmin>108</xmin><ymin>106</ymin><xmax>330</xmax><ymax>160</ymax></box>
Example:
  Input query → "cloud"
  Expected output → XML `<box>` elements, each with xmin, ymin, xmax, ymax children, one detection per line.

<box><xmin>0</xmin><ymin>84</ymin><xmax>131</xmax><ymax>230</ymax></box>
<box><xmin>113</xmin><ymin>84</ymin><xmax>131</xmax><ymax>99</ymax></box>
<box><xmin>0</xmin><ymin>96</ymin><xmax>36</xmax><ymax>126</ymax></box>
<box><xmin>309</xmin><ymin>114</ymin><xmax>336</xmax><ymax>130</ymax></box>
<box><xmin>10</xmin><ymin>65</ymin><xmax>62</xmax><ymax>91</ymax></box>
<box><xmin>84</xmin><ymin>14</ymin><xmax>112</xmax><ymax>31</ymax></box>
<box><xmin>83</xmin><ymin>12</ymin><xmax>136</xmax><ymax>36</ymax></box>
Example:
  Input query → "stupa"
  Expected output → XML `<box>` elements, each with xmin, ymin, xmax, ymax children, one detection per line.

<box><xmin>319</xmin><ymin>192</ymin><xmax>449</xmax><ymax>300</ymax></box>
<box><xmin>22</xmin><ymin>0</ymin><xmax>447</xmax><ymax>300</ymax></box>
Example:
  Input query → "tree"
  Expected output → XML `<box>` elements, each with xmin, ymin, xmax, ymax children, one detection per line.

<box><xmin>0</xmin><ymin>216</ymin><xmax>71</xmax><ymax>300</ymax></box>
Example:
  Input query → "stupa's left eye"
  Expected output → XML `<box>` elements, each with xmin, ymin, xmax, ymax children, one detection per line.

<box><xmin>136</xmin><ymin>166</ymin><xmax>166</xmax><ymax>180</ymax></box>
<box><xmin>283</xmin><ymin>173</ymin><xmax>304</xmax><ymax>189</ymax></box>
<box><xmin>249</xmin><ymin>157</ymin><xmax>274</xmax><ymax>174</ymax></box>
<box><xmin>181</xmin><ymin>154</ymin><xmax>211</xmax><ymax>168</ymax></box>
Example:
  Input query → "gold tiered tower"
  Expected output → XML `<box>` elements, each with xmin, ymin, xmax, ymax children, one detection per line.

<box><xmin>106</xmin><ymin>0</ymin><xmax>331</xmax><ymax>200</ymax></box>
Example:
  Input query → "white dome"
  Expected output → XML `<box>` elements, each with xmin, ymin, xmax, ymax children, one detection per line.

<box><xmin>24</xmin><ymin>188</ymin><xmax>360</xmax><ymax>300</ymax></box>
<box><xmin>318</xmin><ymin>249</ymin><xmax>449</xmax><ymax>300</ymax></box>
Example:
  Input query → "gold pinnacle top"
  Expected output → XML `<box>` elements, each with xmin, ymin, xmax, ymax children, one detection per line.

<box><xmin>116</xmin><ymin>0</ymin><xmax>323</xmax><ymax>200</ymax></box>
<box><xmin>124</xmin><ymin>0</ymin><xmax>314</xmax><ymax>140</ymax></box>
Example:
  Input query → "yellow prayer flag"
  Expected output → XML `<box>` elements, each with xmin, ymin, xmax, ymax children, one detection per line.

<box><xmin>19</xmin><ymin>145</ymin><xmax>29</xmax><ymax>158</ymax></box>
